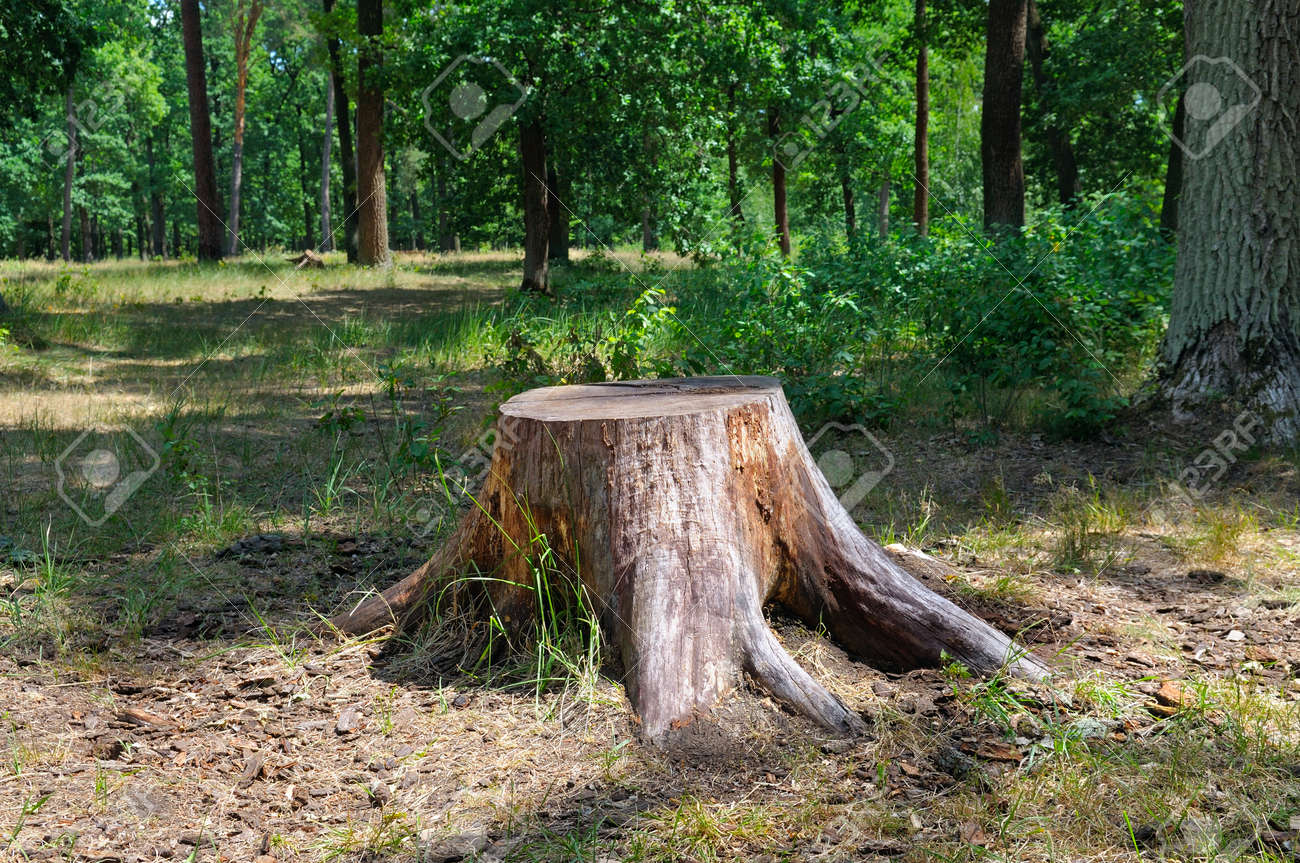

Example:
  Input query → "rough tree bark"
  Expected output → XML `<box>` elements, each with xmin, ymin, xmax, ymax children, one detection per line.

<box><xmin>355</xmin><ymin>0</ymin><xmax>389</xmax><ymax>266</ymax></box>
<box><xmin>226</xmin><ymin>0</ymin><xmax>263</xmax><ymax>256</ymax></box>
<box><xmin>332</xmin><ymin>377</ymin><xmax>1048</xmax><ymax>743</ymax></box>
<box><xmin>1025</xmin><ymin>0</ymin><xmax>1080</xmax><ymax>206</ymax></box>
<box><xmin>980</xmin><ymin>0</ymin><xmax>1028</xmax><ymax>230</ymax></box>
<box><xmin>519</xmin><ymin>117</ymin><xmax>551</xmax><ymax>293</ymax></box>
<box><xmin>1160</xmin><ymin>0</ymin><xmax>1300</xmax><ymax>442</ymax></box>
<box><xmin>912</xmin><ymin>0</ymin><xmax>929</xmax><ymax>235</ymax></box>
<box><xmin>322</xmin><ymin>0</ymin><xmax>357</xmax><ymax>261</ymax></box>
<box><xmin>769</xmin><ymin>108</ymin><xmax>791</xmax><ymax>256</ymax></box>
<box><xmin>180</xmin><ymin>0</ymin><xmax>223</xmax><ymax>261</ymax></box>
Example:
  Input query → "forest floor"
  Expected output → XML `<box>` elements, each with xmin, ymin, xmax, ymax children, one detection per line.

<box><xmin>1</xmin><ymin>253</ymin><xmax>1298</xmax><ymax>862</ymax></box>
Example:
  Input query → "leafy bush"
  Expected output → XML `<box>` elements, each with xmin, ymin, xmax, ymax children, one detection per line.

<box><xmin>679</xmin><ymin>194</ymin><xmax>1172</xmax><ymax>433</ymax></box>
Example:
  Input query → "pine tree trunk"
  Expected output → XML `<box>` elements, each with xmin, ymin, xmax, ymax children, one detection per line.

<box><xmin>355</xmin><ymin>0</ymin><xmax>389</xmax><ymax>266</ymax></box>
<box><xmin>332</xmin><ymin>377</ymin><xmax>1048</xmax><ymax>743</ymax></box>
<box><xmin>912</xmin><ymin>0</ymin><xmax>930</xmax><ymax>235</ymax></box>
<box><xmin>769</xmin><ymin>109</ymin><xmax>791</xmax><ymax>257</ymax></box>
<box><xmin>519</xmin><ymin>117</ymin><xmax>551</xmax><ymax>293</ymax></box>
<box><xmin>1025</xmin><ymin>0</ymin><xmax>1080</xmax><ymax>206</ymax></box>
<box><xmin>1160</xmin><ymin>0</ymin><xmax>1300</xmax><ymax>442</ymax></box>
<box><xmin>181</xmin><ymin>0</ymin><xmax>224</xmax><ymax>261</ymax></box>
<box><xmin>981</xmin><ymin>0</ymin><xmax>1028</xmax><ymax>230</ymax></box>
<box><xmin>61</xmin><ymin>84</ymin><xmax>76</xmax><ymax>263</ymax></box>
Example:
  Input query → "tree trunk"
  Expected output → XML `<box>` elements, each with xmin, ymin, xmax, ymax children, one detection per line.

<box><xmin>61</xmin><ymin>84</ymin><xmax>76</xmax><ymax>263</ymax></box>
<box><xmin>320</xmin><ymin>79</ymin><xmax>335</xmax><ymax>251</ymax></box>
<box><xmin>519</xmin><ymin>117</ymin><xmax>551</xmax><ymax>293</ymax></box>
<box><xmin>1159</xmin><ymin>94</ymin><xmax>1185</xmax><ymax>236</ymax></box>
<box><xmin>547</xmin><ymin>163</ymin><xmax>569</xmax><ymax>262</ymax></box>
<box><xmin>181</xmin><ymin>0</ymin><xmax>224</xmax><ymax>261</ymax></box>
<box><xmin>878</xmin><ymin>177</ymin><xmax>891</xmax><ymax>239</ymax></box>
<box><xmin>323</xmin><ymin>0</ymin><xmax>357</xmax><ymax>261</ymax></box>
<box><xmin>841</xmin><ymin>174</ymin><xmax>856</xmax><ymax>239</ymax></box>
<box><xmin>1025</xmin><ymin>0</ymin><xmax>1080</xmax><ymax>206</ymax></box>
<box><xmin>410</xmin><ymin>192</ymin><xmax>424</xmax><ymax>250</ymax></box>
<box><xmin>79</xmin><ymin>206</ymin><xmax>91</xmax><ymax>263</ymax></box>
<box><xmin>436</xmin><ymin>165</ymin><xmax>456</xmax><ymax>252</ymax></box>
<box><xmin>227</xmin><ymin>1</ymin><xmax>263</xmax><ymax>257</ymax></box>
<box><xmin>981</xmin><ymin>0</ymin><xmax>1028</xmax><ymax>230</ymax></box>
<box><xmin>147</xmin><ymin>136</ymin><xmax>167</xmax><ymax>259</ymax></box>
<box><xmin>912</xmin><ymin>0</ymin><xmax>930</xmax><ymax>235</ymax></box>
<box><xmin>332</xmin><ymin>377</ymin><xmax>1047</xmax><ymax>743</ymax></box>
<box><xmin>769</xmin><ymin>108</ymin><xmax>791</xmax><ymax>256</ymax></box>
<box><xmin>296</xmin><ymin>111</ymin><xmax>315</xmax><ymax>250</ymax></box>
<box><xmin>1160</xmin><ymin>0</ymin><xmax>1300</xmax><ymax>442</ymax></box>
<box><xmin>355</xmin><ymin>0</ymin><xmax>389</xmax><ymax>266</ymax></box>
<box><xmin>641</xmin><ymin>206</ymin><xmax>657</xmax><ymax>252</ymax></box>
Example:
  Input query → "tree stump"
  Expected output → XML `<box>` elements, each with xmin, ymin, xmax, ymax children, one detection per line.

<box><xmin>334</xmin><ymin>376</ymin><xmax>1047</xmax><ymax>741</ymax></box>
<box><xmin>287</xmin><ymin>249</ymin><xmax>326</xmax><ymax>269</ymax></box>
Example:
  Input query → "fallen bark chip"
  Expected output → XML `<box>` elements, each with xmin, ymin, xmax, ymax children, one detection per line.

<box><xmin>336</xmin><ymin>706</ymin><xmax>361</xmax><ymax>734</ymax></box>
<box><xmin>238</xmin><ymin>752</ymin><xmax>265</xmax><ymax>788</ymax></box>
<box><xmin>117</xmin><ymin>707</ymin><xmax>175</xmax><ymax>729</ymax></box>
<box><xmin>960</xmin><ymin>741</ymin><xmax>1023</xmax><ymax>762</ymax></box>
<box><xmin>1154</xmin><ymin>679</ymin><xmax>1194</xmax><ymax>710</ymax></box>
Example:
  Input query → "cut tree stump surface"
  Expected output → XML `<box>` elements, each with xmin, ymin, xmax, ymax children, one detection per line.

<box><xmin>334</xmin><ymin>376</ymin><xmax>1047</xmax><ymax>742</ymax></box>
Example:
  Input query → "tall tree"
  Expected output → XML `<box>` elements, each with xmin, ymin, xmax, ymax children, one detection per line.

<box><xmin>226</xmin><ymin>0</ymin><xmax>264</xmax><ymax>256</ymax></box>
<box><xmin>1024</xmin><ymin>0</ymin><xmax>1079</xmax><ymax>206</ymax></box>
<box><xmin>1160</xmin><ymin>0</ymin><xmax>1300</xmax><ymax>441</ymax></box>
<box><xmin>355</xmin><ymin>0</ymin><xmax>388</xmax><ymax>266</ymax></box>
<box><xmin>769</xmin><ymin>108</ymin><xmax>790</xmax><ymax>256</ymax></box>
<box><xmin>180</xmin><ymin>0</ymin><xmax>224</xmax><ymax>260</ymax></box>
<box><xmin>60</xmin><ymin>84</ymin><xmax>77</xmax><ymax>261</ymax></box>
<box><xmin>519</xmin><ymin>117</ymin><xmax>551</xmax><ymax>292</ymax></box>
<box><xmin>912</xmin><ymin>0</ymin><xmax>929</xmax><ymax>235</ymax></box>
<box><xmin>322</xmin><ymin>0</ymin><xmax>357</xmax><ymax>260</ymax></box>
<box><xmin>320</xmin><ymin>78</ymin><xmax>335</xmax><ymax>250</ymax></box>
<box><xmin>980</xmin><ymin>0</ymin><xmax>1027</xmax><ymax>229</ymax></box>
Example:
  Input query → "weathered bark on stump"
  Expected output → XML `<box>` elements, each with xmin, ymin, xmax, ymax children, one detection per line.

<box><xmin>333</xmin><ymin>377</ymin><xmax>1047</xmax><ymax>742</ymax></box>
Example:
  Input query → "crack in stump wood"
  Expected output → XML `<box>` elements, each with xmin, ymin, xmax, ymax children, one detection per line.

<box><xmin>331</xmin><ymin>376</ymin><xmax>1048</xmax><ymax>743</ymax></box>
